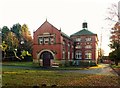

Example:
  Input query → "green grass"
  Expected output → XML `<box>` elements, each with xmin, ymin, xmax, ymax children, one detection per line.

<box><xmin>111</xmin><ymin>63</ymin><xmax>120</xmax><ymax>68</ymax></box>
<box><xmin>2</xmin><ymin>62</ymin><xmax>36</xmax><ymax>67</ymax></box>
<box><xmin>2</xmin><ymin>62</ymin><xmax>97</xmax><ymax>70</ymax></box>
<box><xmin>2</xmin><ymin>67</ymin><xmax>120</xmax><ymax>87</ymax></box>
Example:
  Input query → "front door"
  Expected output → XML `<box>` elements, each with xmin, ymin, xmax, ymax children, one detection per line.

<box><xmin>40</xmin><ymin>51</ymin><xmax>53</xmax><ymax>67</ymax></box>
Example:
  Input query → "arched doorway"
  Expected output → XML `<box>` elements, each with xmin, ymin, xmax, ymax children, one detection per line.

<box><xmin>40</xmin><ymin>51</ymin><xmax>54</xmax><ymax>67</ymax></box>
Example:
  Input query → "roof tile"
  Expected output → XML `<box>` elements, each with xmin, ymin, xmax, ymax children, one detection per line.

<box><xmin>71</xmin><ymin>29</ymin><xmax>96</xmax><ymax>36</ymax></box>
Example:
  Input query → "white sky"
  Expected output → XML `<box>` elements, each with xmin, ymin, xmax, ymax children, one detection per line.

<box><xmin>0</xmin><ymin>0</ymin><xmax>119</xmax><ymax>55</ymax></box>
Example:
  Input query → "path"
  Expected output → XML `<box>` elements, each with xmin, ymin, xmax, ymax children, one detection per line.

<box><xmin>60</xmin><ymin>64</ymin><xmax>118</xmax><ymax>76</ymax></box>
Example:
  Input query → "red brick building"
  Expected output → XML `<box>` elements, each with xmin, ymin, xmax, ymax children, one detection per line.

<box><xmin>70</xmin><ymin>22</ymin><xmax>98</xmax><ymax>65</ymax></box>
<box><xmin>33</xmin><ymin>20</ymin><xmax>74</xmax><ymax>67</ymax></box>
<box><xmin>33</xmin><ymin>20</ymin><xmax>98</xmax><ymax>67</ymax></box>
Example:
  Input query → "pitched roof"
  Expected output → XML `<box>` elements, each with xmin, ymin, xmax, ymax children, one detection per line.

<box><xmin>71</xmin><ymin>29</ymin><xmax>96</xmax><ymax>36</ymax></box>
<box><xmin>61</xmin><ymin>31</ymin><xmax>71</xmax><ymax>40</ymax></box>
<box><xmin>35</xmin><ymin>20</ymin><xmax>71</xmax><ymax>40</ymax></box>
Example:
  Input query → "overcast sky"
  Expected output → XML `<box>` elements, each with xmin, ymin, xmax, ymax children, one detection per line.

<box><xmin>0</xmin><ymin>0</ymin><xmax>119</xmax><ymax>55</ymax></box>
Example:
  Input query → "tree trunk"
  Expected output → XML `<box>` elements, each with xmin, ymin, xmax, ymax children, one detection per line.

<box><xmin>3</xmin><ymin>51</ymin><xmax>6</xmax><ymax>60</ymax></box>
<box><xmin>115</xmin><ymin>59</ymin><xmax>118</xmax><ymax>66</ymax></box>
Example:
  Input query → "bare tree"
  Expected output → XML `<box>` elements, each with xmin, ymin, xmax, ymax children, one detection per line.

<box><xmin>107</xmin><ymin>2</ymin><xmax>120</xmax><ymax>65</ymax></box>
<box><xmin>106</xmin><ymin>3</ymin><xmax>119</xmax><ymax>23</ymax></box>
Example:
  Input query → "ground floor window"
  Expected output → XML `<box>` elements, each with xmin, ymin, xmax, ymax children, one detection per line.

<box><xmin>85</xmin><ymin>52</ymin><xmax>92</xmax><ymax>59</ymax></box>
<box><xmin>62</xmin><ymin>51</ymin><xmax>65</xmax><ymax>59</ymax></box>
<box><xmin>75</xmin><ymin>51</ymin><xmax>82</xmax><ymax>59</ymax></box>
<box><xmin>72</xmin><ymin>52</ymin><xmax>74</xmax><ymax>59</ymax></box>
<box><xmin>68</xmin><ymin>52</ymin><xmax>70</xmax><ymax>59</ymax></box>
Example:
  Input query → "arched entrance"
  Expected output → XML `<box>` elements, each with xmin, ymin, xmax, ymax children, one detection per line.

<box><xmin>40</xmin><ymin>51</ymin><xmax>54</xmax><ymax>67</ymax></box>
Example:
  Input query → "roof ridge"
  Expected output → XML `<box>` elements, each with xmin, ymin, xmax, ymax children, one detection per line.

<box><xmin>34</xmin><ymin>20</ymin><xmax>61</xmax><ymax>33</ymax></box>
<box><xmin>70</xmin><ymin>28</ymin><xmax>96</xmax><ymax>36</ymax></box>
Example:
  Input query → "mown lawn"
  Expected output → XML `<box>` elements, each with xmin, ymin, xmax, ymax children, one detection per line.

<box><xmin>2</xmin><ymin>61</ymin><xmax>98</xmax><ymax>70</ymax></box>
<box><xmin>111</xmin><ymin>63</ymin><xmax>120</xmax><ymax>76</ymax></box>
<box><xmin>2</xmin><ymin>62</ymin><xmax>34</xmax><ymax>67</ymax></box>
<box><xmin>2</xmin><ymin>67</ymin><xmax>120</xmax><ymax>87</ymax></box>
<box><xmin>111</xmin><ymin>63</ymin><xmax>120</xmax><ymax>68</ymax></box>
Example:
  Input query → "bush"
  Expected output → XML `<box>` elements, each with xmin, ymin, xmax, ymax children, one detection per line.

<box><xmin>71</xmin><ymin>60</ymin><xmax>97</xmax><ymax>67</ymax></box>
<box><xmin>64</xmin><ymin>61</ymin><xmax>70</xmax><ymax>67</ymax></box>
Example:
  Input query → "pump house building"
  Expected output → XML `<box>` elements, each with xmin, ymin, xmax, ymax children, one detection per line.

<box><xmin>33</xmin><ymin>20</ymin><xmax>74</xmax><ymax>67</ymax></box>
<box><xmin>33</xmin><ymin>20</ymin><xmax>98</xmax><ymax>67</ymax></box>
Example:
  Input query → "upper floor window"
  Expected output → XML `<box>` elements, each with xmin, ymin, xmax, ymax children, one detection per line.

<box><xmin>63</xmin><ymin>41</ymin><xmax>66</xmax><ymax>46</ymax></box>
<box><xmin>85</xmin><ymin>45</ymin><xmax>92</xmax><ymax>49</ymax></box>
<box><xmin>44</xmin><ymin>37</ymin><xmax>49</xmax><ymax>44</ymax></box>
<box><xmin>72</xmin><ymin>45</ymin><xmax>74</xmax><ymax>48</ymax></box>
<box><xmin>38</xmin><ymin>34</ymin><xmax>55</xmax><ymax>45</ymax></box>
<box><xmin>68</xmin><ymin>43</ymin><xmax>70</xmax><ymax>47</ymax></box>
<box><xmin>38</xmin><ymin>37</ymin><xmax>43</xmax><ymax>44</ymax></box>
<box><xmin>76</xmin><ymin>45</ymin><xmax>81</xmax><ymax>49</ymax></box>
<box><xmin>68</xmin><ymin>43</ymin><xmax>70</xmax><ymax>51</ymax></box>
<box><xmin>50</xmin><ymin>37</ymin><xmax>54</xmax><ymax>44</ymax></box>
<box><xmin>76</xmin><ymin>38</ymin><xmax>81</xmax><ymax>42</ymax></box>
<box><xmin>86</xmin><ymin>37</ymin><xmax>92</xmax><ymax>41</ymax></box>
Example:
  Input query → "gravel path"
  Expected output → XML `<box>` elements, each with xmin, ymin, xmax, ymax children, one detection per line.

<box><xmin>59</xmin><ymin>64</ymin><xmax>118</xmax><ymax>76</ymax></box>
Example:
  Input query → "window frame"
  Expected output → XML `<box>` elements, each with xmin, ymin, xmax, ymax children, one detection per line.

<box><xmin>75</xmin><ymin>51</ymin><xmax>82</xmax><ymax>59</ymax></box>
<box><xmin>85</xmin><ymin>37</ymin><xmax>92</xmax><ymax>41</ymax></box>
<box><xmin>85</xmin><ymin>51</ymin><xmax>92</xmax><ymax>59</ymax></box>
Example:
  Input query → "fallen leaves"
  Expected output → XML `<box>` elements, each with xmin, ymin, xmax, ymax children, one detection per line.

<box><xmin>2</xmin><ymin>69</ymin><xmax>120</xmax><ymax>86</ymax></box>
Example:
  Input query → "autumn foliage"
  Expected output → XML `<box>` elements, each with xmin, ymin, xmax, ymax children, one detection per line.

<box><xmin>0</xmin><ymin>23</ymin><xmax>33</xmax><ymax>61</ymax></box>
<box><xmin>109</xmin><ymin>22</ymin><xmax>120</xmax><ymax>65</ymax></box>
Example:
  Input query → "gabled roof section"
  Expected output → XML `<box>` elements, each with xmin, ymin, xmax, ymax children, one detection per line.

<box><xmin>71</xmin><ymin>29</ymin><xmax>96</xmax><ymax>36</ymax></box>
<box><xmin>34</xmin><ymin>20</ymin><xmax>71</xmax><ymax>39</ymax></box>
<box><xmin>61</xmin><ymin>31</ymin><xmax>71</xmax><ymax>40</ymax></box>
<box><xmin>34</xmin><ymin>20</ymin><xmax>60</xmax><ymax>33</ymax></box>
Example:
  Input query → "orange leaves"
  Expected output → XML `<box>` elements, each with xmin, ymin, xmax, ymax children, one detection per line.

<box><xmin>6</xmin><ymin>32</ymin><xmax>19</xmax><ymax>48</ymax></box>
<box><xmin>21</xmin><ymin>24</ymin><xmax>32</xmax><ymax>42</ymax></box>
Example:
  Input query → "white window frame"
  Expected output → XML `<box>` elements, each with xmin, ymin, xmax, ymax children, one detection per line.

<box><xmin>85</xmin><ymin>45</ymin><xmax>92</xmax><ymax>49</ymax></box>
<box><xmin>75</xmin><ymin>52</ymin><xmax>82</xmax><ymax>59</ymax></box>
<box><xmin>86</xmin><ymin>37</ymin><xmax>92</xmax><ymax>41</ymax></box>
<box><xmin>50</xmin><ymin>37</ymin><xmax>54</xmax><ymax>44</ymax></box>
<box><xmin>68</xmin><ymin>52</ymin><xmax>70</xmax><ymax>59</ymax></box>
<box><xmin>62</xmin><ymin>51</ymin><xmax>65</xmax><ymax>59</ymax></box>
<box><xmin>39</xmin><ymin>37</ymin><xmax>43</xmax><ymax>44</ymax></box>
<box><xmin>76</xmin><ymin>38</ymin><xmax>81</xmax><ymax>42</ymax></box>
<box><xmin>85</xmin><ymin>52</ymin><xmax>92</xmax><ymax>59</ymax></box>
<box><xmin>72</xmin><ymin>52</ymin><xmax>74</xmax><ymax>59</ymax></box>
<box><xmin>76</xmin><ymin>45</ymin><xmax>81</xmax><ymax>49</ymax></box>
<box><xmin>44</xmin><ymin>37</ymin><xmax>49</xmax><ymax>44</ymax></box>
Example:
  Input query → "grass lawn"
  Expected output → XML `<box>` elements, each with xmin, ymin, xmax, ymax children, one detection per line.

<box><xmin>111</xmin><ymin>63</ymin><xmax>120</xmax><ymax>76</ymax></box>
<box><xmin>111</xmin><ymin>63</ymin><xmax>120</xmax><ymax>68</ymax></box>
<box><xmin>2</xmin><ymin>61</ymin><xmax>98</xmax><ymax>70</ymax></box>
<box><xmin>2</xmin><ymin>62</ymin><xmax>34</xmax><ymax>67</ymax></box>
<box><xmin>2</xmin><ymin>67</ymin><xmax>120</xmax><ymax>87</ymax></box>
